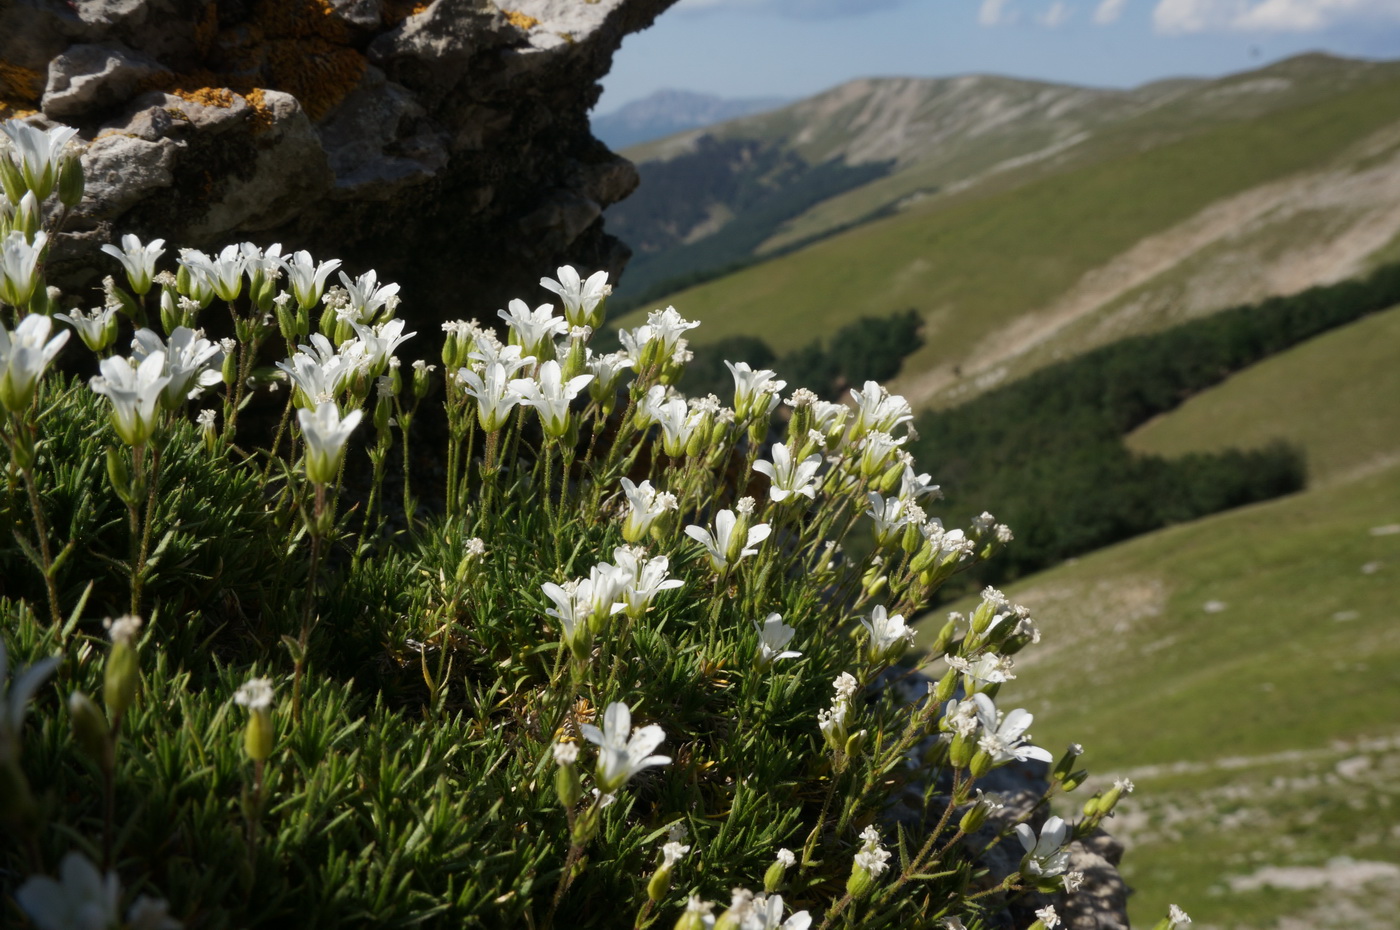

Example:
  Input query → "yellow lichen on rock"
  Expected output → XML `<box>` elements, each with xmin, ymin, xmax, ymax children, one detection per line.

<box><xmin>0</xmin><ymin>62</ymin><xmax>44</xmax><ymax>108</ymax></box>
<box><xmin>173</xmin><ymin>86</ymin><xmax>238</xmax><ymax>108</ymax></box>
<box><xmin>504</xmin><ymin>10</ymin><xmax>540</xmax><ymax>30</ymax></box>
<box><xmin>242</xmin><ymin>87</ymin><xmax>278</xmax><ymax>133</ymax></box>
<box><xmin>265</xmin><ymin>39</ymin><xmax>366</xmax><ymax>122</ymax></box>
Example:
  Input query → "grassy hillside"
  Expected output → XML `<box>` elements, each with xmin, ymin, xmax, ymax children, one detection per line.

<box><xmin>614</xmin><ymin>56</ymin><xmax>1400</xmax><ymax>409</ymax></box>
<box><xmin>1126</xmin><ymin>303</ymin><xmax>1400</xmax><ymax>485</ymax></box>
<box><xmin>912</xmin><ymin>319</ymin><xmax>1400</xmax><ymax>927</ymax></box>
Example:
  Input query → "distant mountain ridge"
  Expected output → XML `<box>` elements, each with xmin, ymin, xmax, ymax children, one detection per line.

<box><xmin>591</xmin><ymin>89</ymin><xmax>788</xmax><ymax>149</ymax></box>
<box><xmin>606</xmin><ymin>53</ymin><xmax>1400</xmax><ymax>407</ymax></box>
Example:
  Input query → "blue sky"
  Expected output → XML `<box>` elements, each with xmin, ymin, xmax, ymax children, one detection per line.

<box><xmin>596</xmin><ymin>0</ymin><xmax>1400</xmax><ymax>113</ymax></box>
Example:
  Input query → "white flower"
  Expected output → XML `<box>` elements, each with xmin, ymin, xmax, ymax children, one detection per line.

<box><xmin>818</xmin><ymin>674</ymin><xmax>858</xmax><ymax>751</ymax></box>
<box><xmin>856</xmin><ymin>429</ymin><xmax>905</xmax><ymax>477</ymax></box>
<box><xmin>0</xmin><ymin>229</ymin><xmax>48</xmax><ymax>308</ymax></box>
<box><xmin>775</xmin><ymin>848</ymin><xmax>796</xmax><ymax>868</ymax></box>
<box><xmin>1035</xmin><ymin>905</ymin><xmax>1060</xmax><ymax>929</ymax></box>
<box><xmin>0</xmin><ymin>636</ymin><xmax>58</xmax><ymax>764</ymax></box>
<box><xmin>618</xmin><ymin>307</ymin><xmax>699</xmax><ymax>369</ymax></box>
<box><xmin>864</xmin><ymin>491</ymin><xmax>912</xmax><ymax>547</ymax></box>
<box><xmin>1062</xmin><ymin>870</ymin><xmax>1085</xmax><ymax>893</ymax></box>
<box><xmin>724</xmin><ymin>360</ymin><xmax>786</xmax><ymax>422</ymax></box>
<box><xmin>0</xmin><ymin>311</ymin><xmax>68</xmax><ymax>412</ymax></box>
<box><xmin>458</xmin><ymin>361</ymin><xmax>526</xmax><ymax>432</ymax></box>
<box><xmin>131</xmin><ymin>327</ymin><xmax>223</xmax><ymax>409</ymax></box>
<box><xmin>277</xmin><ymin>345</ymin><xmax>356</xmax><ymax>408</ymax></box>
<box><xmin>972</xmin><ymin>693</ymin><xmax>1053</xmax><ymax>766</ymax></box>
<box><xmin>498</xmin><ymin>298</ymin><xmax>568</xmax><ymax>357</ymax></box>
<box><xmin>233</xmin><ymin>677</ymin><xmax>275</xmax><ymax>711</ymax></box>
<box><xmin>612</xmin><ymin>547</ymin><xmax>683</xmax><ymax>619</ymax></box>
<box><xmin>337</xmin><ymin>268</ymin><xmax>399</xmax><ymax>324</ymax></box>
<box><xmin>206</xmin><ymin>244</ymin><xmax>247</xmax><ymax>302</ymax></box>
<box><xmin>174</xmin><ymin>250</ymin><xmax>217</xmax><ymax>306</ymax></box>
<box><xmin>196</xmin><ymin>408</ymin><xmax>217</xmax><ymax>433</ymax></box>
<box><xmin>945</xmin><ymin>652</ymin><xmax>1016</xmax><ymax>688</ymax></box>
<box><xmin>860</xmin><ymin>605</ymin><xmax>914</xmax><ymax>664</ymax></box>
<box><xmin>684</xmin><ymin>508</ymin><xmax>771</xmax><ymax>572</ymax></box>
<box><xmin>540</xmin><ymin>265</ymin><xmax>611</xmax><ymax>328</ymax></box>
<box><xmin>854</xmin><ymin>825</ymin><xmax>891</xmax><ymax>878</ymax></box>
<box><xmin>511</xmin><ymin>359</ymin><xmax>592</xmax><ymax>439</ymax></box>
<box><xmin>1167</xmin><ymin>904</ymin><xmax>1192</xmax><ymax>928</ymax></box>
<box><xmin>284</xmin><ymin>250</ymin><xmax>341</xmax><ymax>310</ymax></box>
<box><xmin>579</xmin><ymin>701</ymin><xmax>671</xmax><ymax>793</ymax></box>
<box><xmin>553</xmin><ymin>741</ymin><xmax>579</xmax><ymax>765</ymax></box>
<box><xmin>661</xmin><ymin>840</ymin><xmax>690</xmax><ymax>868</ymax></box>
<box><xmin>642</xmin><ymin>392</ymin><xmax>693</xmax><ymax>457</ymax></box>
<box><xmin>103</xmin><ymin>615</ymin><xmax>142</xmax><ymax>647</ymax></box>
<box><xmin>1</xmin><ymin>120</ymin><xmax>78</xmax><ymax>201</ymax></box>
<box><xmin>848</xmin><ymin>380</ymin><xmax>913</xmax><ymax>440</ymax></box>
<box><xmin>754</xmin><ymin>442</ymin><xmax>822</xmax><ymax>502</ymax></box>
<box><xmin>746</xmin><ymin>893</ymin><xmax>811</xmax><ymax>930</ymax></box>
<box><xmin>645</xmin><ymin>306</ymin><xmax>700</xmax><ymax>356</ymax></box>
<box><xmin>15</xmin><ymin>851</ymin><xmax>122</xmax><ymax>930</ymax></box>
<box><xmin>1014</xmin><ymin>815</ymin><xmax>1072</xmax><ymax>879</ymax></box>
<box><xmin>585</xmin><ymin>349</ymin><xmax>632</xmax><ymax>402</ymax></box>
<box><xmin>541</xmin><ymin>579</ymin><xmax>590</xmax><ymax>648</ymax></box>
<box><xmin>754</xmin><ymin>613</ymin><xmax>801</xmax><ymax>669</ymax></box>
<box><xmin>618</xmin><ymin>478</ymin><xmax>677</xmax><ymax>543</ymax></box>
<box><xmin>89</xmin><ymin>352</ymin><xmax>170</xmax><ymax>446</ymax></box>
<box><xmin>55</xmin><ymin>305</ymin><xmax>118</xmax><ymax>353</ymax></box>
<box><xmin>100</xmin><ymin>233</ymin><xmax>165</xmax><ymax>296</ymax></box>
<box><xmin>349</xmin><ymin>318</ymin><xmax>415</xmax><ymax>376</ymax></box>
<box><xmin>297</xmin><ymin>402</ymin><xmax>363</xmax><ymax>484</ymax></box>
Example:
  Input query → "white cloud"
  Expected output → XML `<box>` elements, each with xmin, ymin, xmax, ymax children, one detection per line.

<box><xmin>980</xmin><ymin>0</ymin><xmax>1019</xmax><ymax>25</ymax></box>
<box><xmin>1041</xmin><ymin>0</ymin><xmax>1074</xmax><ymax>24</ymax></box>
<box><xmin>1154</xmin><ymin>0</ymin><xmax>1400</xmax><ymax>33</ymax></box>
<box><xmin>1094</xmin><ymin>0</ymin><xmax>1128</xmax><ymax>22</ymax></box>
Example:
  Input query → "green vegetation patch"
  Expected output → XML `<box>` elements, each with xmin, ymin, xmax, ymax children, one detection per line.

<box><xmin>1127</xmin><ymin>303</ymin><xmax>1400</xmax><ymax>484</ymax></box>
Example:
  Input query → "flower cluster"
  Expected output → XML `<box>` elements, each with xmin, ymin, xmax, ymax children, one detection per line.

<box><xmin>0</xmin><ymin>114</ymin><xmax>1147</xmax><ymax>930</ymax></box>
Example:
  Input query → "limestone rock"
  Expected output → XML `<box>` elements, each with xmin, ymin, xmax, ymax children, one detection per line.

<box><xmin>874</xmin><ymin>667</ymin><xmax>1133</xmax><ymax>929</ymax></box>
<box><xmin>7</xmin><ymin>0</ymin><xmax>679</xmax><ymax>322</ymax></box>
<box><xmin>43</xmin><ymin>43</ymin><xmax>166</xmax><ymax>120</ymax></box>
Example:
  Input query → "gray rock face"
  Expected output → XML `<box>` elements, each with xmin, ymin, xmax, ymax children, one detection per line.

<box><xmin>4</xmin><ymin>0</ymin><xmax>678</xmax><ymax>321</ymax></box>
<box><xmin>877</xmin><ymin>668</ymin><xmax>1133</xmax><ymax>929</ymax></box>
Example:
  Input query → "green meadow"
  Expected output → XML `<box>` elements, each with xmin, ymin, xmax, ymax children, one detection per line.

<box><xmin>916</xmin><ymin>314</ymin><xmax>1400</xmax><ymax>927</ymax></box>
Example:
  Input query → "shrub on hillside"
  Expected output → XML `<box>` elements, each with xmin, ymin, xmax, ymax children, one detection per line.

<box><xmin>0</xmin><ymin>118</ymin><xmax>1191</xmax><ymax>930</ymax></box>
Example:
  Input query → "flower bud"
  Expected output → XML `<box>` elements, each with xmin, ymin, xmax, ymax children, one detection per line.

<box><xmin>1053</xmin><ymin>743</ymin><xmax>1083</xmax><ymax>783</ymax></box>
<box><xmin>58</xmin><ymin>153</ymin><xmax>85</xmax><ymax>208</ymax></box>
<box><xmin>930</xmin><ymin>618</ymin><xmax>958</xmax><ymax>657</ymax></box>
<box><xmin>969</xmin><ymin>748</ymin><xmax>994</xmax><ymax>778</ymax></box>
<box><xmin>933</xmin><ymin>668</ymin><xmax>958</xmax><ymax>706</ymax></box>
<box><xmin>843</xmin><ymin>728</ymin><xmax>868</xmax><ymax>760</ymax></box>
<box><xmin>554</xmin><ymin>761</ymin><xmax>582</xmax><ymax>808</ymax></box>
<box><xmin>221</xmin><ymin>346</ymin><xmax>239</xmax><ymax>386</ymax></box>
<box><xmin>1082</xmin><ymin>793</ymin><xmax>1103</xmax><ymax>818</ymax></box>
<box><xmin>846</xmin><ymin>862</ymin><xmax>876</xmax><ymax>899</ymax></box>
<box><xmin>103</xmin><ymin>636</ymin><xmax>140</xmax><ymax>722</ymax></box>
<box><xmin>571</xmin><ymin>803</ymin><xmax>600</xmax><ymax>845</ymax></box>
<box><xmin>949</xmin><ymin>732</ymin><xmax>975</xmax><ymax>769</ymax></box>
<box><xmin>244</xmin><ymin>706</ymin><xmax>274</xmax><ymax>762</ymax></box>
<box><xmin>1062</xmin><ymin>769</ymin><xmax>1088</xmax><ymax>792</ymax></box>
<box><xmin>0</xmin><ymin>155</ymin><xmax>24</xmax><ymax>203</ymax></box>
<box><xmin>959</xmin><ymin>803</ymin><xmax>988</xmax><ymax>835</ymax></box>
<box><xmin>160</xmin><ymin>287</ymin><xmax>180</xmax><ymax>334</ymax></box>
<box><xmin>68</xmin><ymin>691</ymin><xmax>113</xmax><ymax>771</ymax></box>
<box><xmin>646</xmin><ymin>862</ymin><xmax>673</xmax><ymax>903</ymax></box>
<box><xmin>764</xmin><ymin>849</ymin><xmax>795</xmax><ymax>893</ymax></box>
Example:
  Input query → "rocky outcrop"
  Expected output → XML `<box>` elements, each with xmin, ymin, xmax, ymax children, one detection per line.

<box><xmin>879</xmin><ymin>668</ymin><xmax>1133</xmax><ymax>929</ymax></box>
<box><xmin>1</xmin><ymin>0</ymin><xmax>679</xmax><ymax>321</ymax></box>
